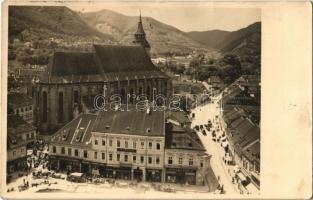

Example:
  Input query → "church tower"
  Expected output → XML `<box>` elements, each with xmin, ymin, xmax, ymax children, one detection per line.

<box><xmin>133</xmin><ymin>11</ymin><xmax>151</xmax><ymax>56</ymax></box>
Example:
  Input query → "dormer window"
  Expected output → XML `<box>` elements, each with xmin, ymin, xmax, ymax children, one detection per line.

<box><xmin>106</xmin><ymin>125</ymin><xmax>110</xmax><ymax>130</ymax></box>
<box><xmin>126</xmin><ymin>126</ymin><xmax>130</xmax><ymax>131</ymax></box>
<box><xmin>146</xmin><ymin>128</ymin><xmax>151</xmax><ymax>133</ymax></box>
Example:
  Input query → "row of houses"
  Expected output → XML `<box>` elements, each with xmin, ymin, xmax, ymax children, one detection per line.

<box><xmin>219</xmin><ymin>75</ymin><xmax>260</xmax><ymax>194</ymax></box>
<box><xmin>7</xmin><ymin>115</ymin><xmax>37</xmax><ymax>174</ymax></box>
<box><xmin>49</xmin><ymin>106</ymin><xmax>211</xmax><ymax>186</ymax></box>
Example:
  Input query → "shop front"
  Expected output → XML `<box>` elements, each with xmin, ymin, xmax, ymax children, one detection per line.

<box><xmin>165</xmin><ymin>167</ymin><xmax>197</xmax><ymax>185</ymax></box>
<box><xmin>7</xmin><ymin>157</ymin><xmax>27</xmax><ymax>174</ymax></box>
<box><xmin>146</xmin><ymin>168</ymin><xmax>162</xmax><ymax>182</ymax></box>
<box><xmin>50</xmin><ymin>156</ymin><xmax>82</xmax><ymax>172</ymax></box>
<box><xmin>133</xmin><ymin>167</ymin><xmax>143</xmax><ymax>181</ymax></box>
<box><xmin>105</xmin><ymin>166</ymin><xmax>132</xmax><ymax>180</ymax></box>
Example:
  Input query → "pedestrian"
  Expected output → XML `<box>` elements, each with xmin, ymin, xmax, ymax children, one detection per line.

<box><xmin>217</xmin><ymin>175</ymin><xmax>220</xmax><ymax>181</ymax></box>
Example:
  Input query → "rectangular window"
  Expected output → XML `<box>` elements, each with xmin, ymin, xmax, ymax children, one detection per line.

<box><xmin>133</xmin><ymin>141</ymin><xmax>136</xmax><ymax>149</ymax></box>
<box><xmin>140</xmin><ymin>156</ymin><xmax>144</xmax><ymax>163</ymax></box>
<box><xmin>141</xmin><ymin>142</ymin><xmax>144</xmax><ymax>149</ymax></box>
<box><xmin>189</xmin><ymin>158</ymin><xmax>194</xmax><ymax>166</ymax></box>
<box><xmin>94</xmin><ymin>151</ymin><xmax>98</xmax><ymax>159</ymax></box>
<box><xmin>179</xmin><ymin>157</ymin><xmax>183</xmax><ymax>165</ymax></box>
<box><xmin>117</xmin><ymin>140</ymin><xmax>120</xmax><ymax>147</ymax></box>
<box><xmin>168</xmin><ymin>157</ymin><xmax>173</xmax><ymax>165</ymax></box>
<box><xmin>109</xmin><ymin>153</ymin><xmax>113</xmax><ymax>161</ymax></box>
<box><xmin>102</xmin><ymin>139</ymin><xmax>105</xmax><ymax>146</ymax></box>
<box><xmin>61</xmin><ymin>147</ymin><xmax>65</xmax><ymax>154</ymax></box>
<box><xmin>68</xmin><ymin>148</ymin><xmax>72</xmax><ymax>156</ymax></box>
<box><xmin>149</xmin><ymin>142</ymin><xmax>152</xmax><ymax>149</ymax></box>
<box><xmin>124</xmin><ymin>155</ymin><xmax>128</xmax><ymax>162</ymax></box>
<box><xmin>94</xmin><ymin>139</ymin><xmax>98</xmax><ymax>145</ymax></box>
<box><xmin>125</xmin><ymin>141</ymin><xmax>128</xmax><ymax>148</ymax></box>
<box><xmin>13</xmin><ymin>151</ymin><xmax>16</xmax><ymax>156</ymax></box>
<box><xmin>148</xmin><ymin>156</ymin><xmax>152</xmax><ymax>164</ymax></box>
<box><xmin>117</xmin><ymin>154</ymin><xmax>120</xmax><ymax>161</ymax></box>
<box><xmin>102</xmin><ymin>152</ymin><xmax>105</xmax><ymax>160</ymax></box>
<box><xmin>200</xmin><ymin>162</ymin><xmax>203</xmax><ymax>168</ymax></box>
<box><xmin>133</xmin><ymin>155</ymin><xmax>136</xmax><ymax>163</ymax></box>
<box><xmin>156</xmin><ymin>143</ymin><xmax>161</xmax><ymax>150</ymax></box>
<box><xmin>109</xmin><ymin>140</ymin><xmax>112</xmax><ymax>146</ymax></box>
<box><xmin>83</xmin><ymin>150</ymin><xmax>88</xmax><ymax>158</ymax></box>
<box><xmin>52</xmin><ymin>146</ymin><xmax>56</xmax><ymax>153</ymax></box>
<box><xmin>156</xmin><ymin>157</ymin><xmax>160</xmax><ymax>164</ymax></box>
<box><xmin>75</xmin><ymin>149</ymin><xmax>79</xmax><ymax>157</ymax></box>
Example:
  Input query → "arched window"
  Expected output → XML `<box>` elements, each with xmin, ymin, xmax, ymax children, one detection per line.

<box><xmin>74</xmin><ymin>90</ymin><xmax>79</xmax><ymax>104</ymax></box>
<box><xmin>139</xmin><ymin>87</ymin><xmax>143</xmax><ymax>95</ymax></box>
<box><xmin>42</xmin><ymin>91</ymin><xmax>47</xmax><ymax>123</ymax></box>
<box><xmin>121</xmin><ymin>88</ymin><xmax>126</xmax><ymax>102</ymax></box>
<box><xmin>129</xmin><ymin>88</ymin><xmax>134</xmax><ymax>103</ymax></box>
<box><xmin>146</xmin><ymin>86</ymin><xmax>151</xmax><ymax>99</ymax></box>
<box><xmin>58</xmin><ymin>92</ymin><xmax>64</xmax><ymax>123</ymax></box>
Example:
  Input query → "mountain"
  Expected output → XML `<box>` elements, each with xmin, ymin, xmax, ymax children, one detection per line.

<box><xmin>81</xmin><ymin>9</ymin><xmax>210</xmax><ymax>55</ymax></box>
<box><xmin>186</xmin><ymin>30</ymin><xmax>230</xmax><ymax>49</ymax></box>
<box><xmin>217</xmin><ymin>22</ymin><xmax>261</xmax><ymax>54</ymax></box>
<box><xmin>9</xmin><ymin>6</ymin><xmax>113</xmax><ymax>41</ymax></box>
<box><xmin>187</xmin><ymin>22</ymin><xmax>261</xmax><ymax>57</ymax></box>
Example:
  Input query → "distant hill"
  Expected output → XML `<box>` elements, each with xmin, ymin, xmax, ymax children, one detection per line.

<box><xmin>217</xmin><ymin>22</ymin><xmax>261</xmax><ymax>54</ymax></box>
<box><xmin>81</xmin><ymin>9</ymin><xmax>210</xmax><ymax>55</ymax></box>
<box><xmin>9</xmin><ymin>6</ymin><xmax>113</xmax><ymax>41</ymax></box>
<box><xmin>187</xmin><ymin>22</ymin><xmax>261</xmax><ymax>58</ymax></box>
<box><xmin>186</xmin><ymin>30</ymin><xmax>230</xmax><ymax>49</ymax></box>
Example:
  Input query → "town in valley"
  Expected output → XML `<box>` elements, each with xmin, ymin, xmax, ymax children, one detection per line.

<box><xmin>6</xmin><ymin>6</ymin><xmax>261</xmax><ymax>196</ymax></box>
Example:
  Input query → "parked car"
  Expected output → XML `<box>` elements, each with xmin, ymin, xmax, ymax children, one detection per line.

<box><xmin>200</xmin><ymin>125</ymin><xmax>203</xmax><ymax>130</ymax></box>
<box><xmin>67</xmin><ymin>172</ymin><xmax>86</xmax><ymax>183</ymax></box>
<box><xmin>194</xmin><ymin>125</ymin><xmax>200</xmax><ymax>131</ymax></box>
<box><xmin>202</xmin><ymin>130</ymin><xmax>207</xmax><ymax>136</ymax></box>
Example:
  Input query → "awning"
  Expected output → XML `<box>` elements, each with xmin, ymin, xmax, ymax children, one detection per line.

<box><xmin>234</xmin><ymin>165</ymin><xmax>240</xmax><ymax>173</ymax></box>
<box><xmin>237</xmin><ymin>172</ymin><xmax>247</xmax><ymax>181</ymax></box>
<box><xmin>70</xmin><ymin>172</ymin><xmax>83</xmax><ymax>177</ymax></box>
<box><xmin>222</xmin><ymin>141</ymin><xmax>229</xmax><ymax>148</ymax></box>
<box><xmin>92</xmin><ymin>169</ymin><xmax>100</xmax><ymax>176</ymax></box>
<box><xmin>245</xmin><ymin>183</ymin><xmax>260</xmax><ymax>194</ymax></box>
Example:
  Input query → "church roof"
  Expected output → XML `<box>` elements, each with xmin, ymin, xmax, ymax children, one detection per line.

<box><xmin>135</xmin><ymin>13</ymin><xmax>145</xmax><ymax>35</ymax></box>
<box><xmin>40</xmin><ymin>45</ymin><xmax>166</xmax><ymax>84</ymax></box>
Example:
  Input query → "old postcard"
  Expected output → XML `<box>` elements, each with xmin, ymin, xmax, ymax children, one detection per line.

<box><xmin>1</xmin><ymin>0</ymin><xmax>312</xmax><ymax>199</ymax></box>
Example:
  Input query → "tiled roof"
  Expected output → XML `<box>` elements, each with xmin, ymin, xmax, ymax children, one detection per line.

<box><xmin>166</xmin><ymin>111</ymin><xmax>191</xmax><ymax>124</ymax></box>
<box><xmin>51</xmin><ymin>107</ymin><xmax>165</xmax><ymax>147</ymax></box>
<box><xmin>242</xmin><ymin>141</ymin><xmax>260</xmax><ymax>163</ymax></box>
<box><xmin>7</xmin><ymin>115</ymin><xmax>36</xmax><ymax>135</ymax></box>
<box><xmin>50</xmin><ymin>114</ymin><xmax>97</xmax><ymax>147</ymax></box>
<box><xmin>165</xmin><ymin>123</ymin><xmax>205</xmax><ymax>151</ymax></box>
<box><xmin>223</xmin><ymin>106</ymin><xmax>246</xmax><ymax>125</ymax></box>
<box><xmin>8</xmin><ymin>93</ymin><xmax>33</xmax><ymax>108</ymax></box>
<box><xmin>40</xmin><ymin>45</ymin><xmax>167</xmax><ymax>84</ymax></box>
<box><xmin>208</xmin><ymin>76</ymin><xmax>223</xmax><ymax>83</ymax></box>
<box><xmin>93</xmin><ymin>106</ymin><xmax>165</xmax><ymax>137</ymax></box>
<box><xmin>7</xmin><ymin>115</ymin><xmax>35</xmax><ymax>149</ymax></box>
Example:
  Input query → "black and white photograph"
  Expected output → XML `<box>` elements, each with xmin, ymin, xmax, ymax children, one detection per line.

<box><xmin>4</xmin><ymin>1</ymin><xmax>267</xmax><ymax>198</ymax></box>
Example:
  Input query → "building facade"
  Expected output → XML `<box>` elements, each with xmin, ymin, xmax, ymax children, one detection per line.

<box><xmin>7</xmin><ymin>115</ymin><xmax>36</xmax><ymax>174</ymax></box>
<box><xmin>49</xmin><ymin>107</ymin><xmax>209</xmax><ymax>185</ymax></box>
<box><xmin>164</xmin><ymin>122</ymin><xmax>209</xmax><ymax>185</ymax></box>
<box><xmin>49</xmin><ymin>107</ymin><xmax>166</xmax><ymax>182</ymax></box>
<box><xmin>8</xmin><ymin>93</ymin><xmax>34</xmax><ymax>124</ymax></box>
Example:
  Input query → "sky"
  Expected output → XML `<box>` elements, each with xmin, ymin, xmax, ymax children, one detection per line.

<box><xmin>68</xmin><ymin>3</ymin><xmax>261</xmax><ymax>32</ymax></box>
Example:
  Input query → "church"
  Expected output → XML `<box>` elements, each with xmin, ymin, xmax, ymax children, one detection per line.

<box><xmin>34</xmin><ymin>14</ymin><xmax>171</xmax><ymax>135</ymax></box>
